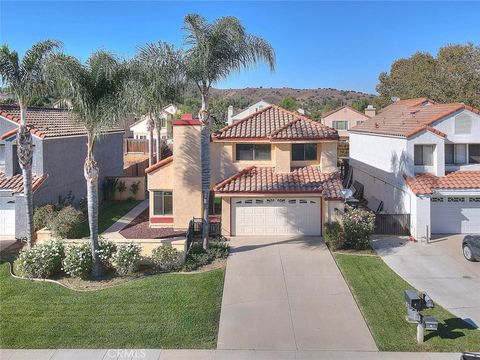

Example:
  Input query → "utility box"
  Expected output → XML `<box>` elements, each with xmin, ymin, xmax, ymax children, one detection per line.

<box><xmin>422</xmin><ymin>316</ymin><xmax>438</xmax><ymax>331</ymax></box>
<box><xmin>405</xmin><ymin>290</ymin><xmax>423</xmax><ymax>310</ymax></box>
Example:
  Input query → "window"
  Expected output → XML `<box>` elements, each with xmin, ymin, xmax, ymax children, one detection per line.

<box><xmin>332</xmin><ymin>120</ymin><xmax>349</xmax><ymax>130</ymax></box>
<box><xmin>209</xmin><ymin>194</ymin><xmax>222</xmax><ymax>215</ymax></box>
<box><xmin>414</xmin><ymin>145</ymin><xmax>435</xmax><ymax>166</ymax></box>
<box><xmin>0</xmin><ymin>144</ymin><xmax>5</xmax><ymax>166</ymax></box>
<box><xmin>469</xmin><ymin>144</ymin><xmax>480</xmax><ymax>164</ymax></box>
<box><xmin>455</xmin><ymin>113</ymin><xmax>472</xmax><ymax>134</ymax></box>
<box><xmin>356</xmin><ymin>120</ymin><xmax>365</xmax><ymax>125</ymax></box>
<box><xmin>153</xmin><ymin>191</ymin><xmax>173</xmax><ymax>215</ymax></box>
<box><xmin>236</xmin><ymin>144</ymin><xmax>271</xmax><ymax>161</ymax></box>
<box><xmin>445</xmin><ymin>144</ymin><xmax>467</xmax><ymax>165</ymax></box>
<box><xmin>292</xmin><ymin>144</ymin><xmax>317</xmax><ymax>161</ymax></box>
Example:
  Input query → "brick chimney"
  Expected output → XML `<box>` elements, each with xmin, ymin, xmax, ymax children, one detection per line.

<box><xmin>365</xmin><ymin>104</ymin><xmax>376</xmax><ymax>117</ymax></box>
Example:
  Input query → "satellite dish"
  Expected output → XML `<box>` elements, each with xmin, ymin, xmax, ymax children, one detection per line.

<box><xmin>391</xmin><ymin>96</ymin><xmax>400</xmax><ymax>102</ymax></box>
<box><xmin>340</xmin><ymin>188</ymin><xmax>353</xmax><ymax>200</ymax></box>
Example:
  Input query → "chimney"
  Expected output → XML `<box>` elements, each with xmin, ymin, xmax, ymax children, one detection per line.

<box><xmin>227</xmin><ymin>105</ymin><xmax>234</xmax><ymax>126</ymax></box>
<box><xmin>365</xmin><ymin>104</ymin><xmax>376</xmax><ymax>118</ymax></box>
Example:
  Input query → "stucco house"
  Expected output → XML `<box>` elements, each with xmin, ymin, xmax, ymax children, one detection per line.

<box><xmin>0</xmin><ymin>105</ymin><xmax>124</xmax><ymax>239</ymax></box>
<box><xmin>129</xmin><ymin>104</ymin><xmax>177</xmax><ymax>142</ymax></box>
<box><xmin>321</xmin><ymin>105</ymin><xmax>374</xmax><ymax>139</ymax></box>
<box><xmin>349</xmin><ymin>97</ymin><xmax>480</xmax><ymax>240</ymax></box>
<box><xmin>146</xmin><ymin>104</ymin><xmax>344</xmax><ymax>237</ymax></box>
<box><xmin>227</xmin><ymin>100</ymin><xmax>271</xmax><ymax>126</ymax></box>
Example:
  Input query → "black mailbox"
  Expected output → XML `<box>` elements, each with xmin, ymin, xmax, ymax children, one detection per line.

<box><xmin>405</xmin><ymin>290</ymin><xmax>423</xmax><ymax>310</ymax></box>
<box><xmin>422</xmin><ymin>316</ymin><xmax>438</xmax><ymax>331</ymax></box>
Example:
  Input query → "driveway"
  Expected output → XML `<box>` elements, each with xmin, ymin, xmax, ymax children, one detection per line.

<box><xmin>217</xmin><ymin>236</ymin><xmax>377</xmax><ymax>351</ymax></box>
<box><xmin>372</xmin><ymin>235</ymin><xmax>480</xmax><ymax>328</ymax></box>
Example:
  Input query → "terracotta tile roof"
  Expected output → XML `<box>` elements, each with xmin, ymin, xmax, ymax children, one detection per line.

<box><xmin>213</xmin><ymin>105</ymin><xmax>338</xmax><ymax>141</ymax></box>
<box><xmin>0</xmin><ymin>172</ymin><xmax>48</xmax><ymax>193</ymax></box>
<box><xmin>351</xmin><ymin>98</ymin><xmax>480</xmax><ymax>138</ymax></box>
<box><xmin>145</xmin><ymin>156</ymin><xmax>173</xmax><ymax>174</ymax></box>
<box><xmin>0</xmin><ymin>128</ymin><xmax>18</xmax><ymax>140</ymax></box>
<box><xmin>0</xmin><ymin>105</ymin><xmax>124</xmax><ymax>139</ymax></box>
<box><xmin>213</xmin><ymin>166</ymin><xmax>343</xmax><ymax>200</ymax></box>
<box><xmin>405</xmin><ymin>171</ymin><xmax>480</xmax><ymax>195</ymax></box>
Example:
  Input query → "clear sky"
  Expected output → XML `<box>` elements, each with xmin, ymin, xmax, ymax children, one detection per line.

<box><xmin>1</xmin><ymin>1</ymin><xmax>479</xmax><ymax>94</ymax></box>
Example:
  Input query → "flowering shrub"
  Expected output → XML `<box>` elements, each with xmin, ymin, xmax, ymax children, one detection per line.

<box><xmin>324</xmin><ymin>221</ymin><xmax>345</xmax><ymax>251</ymax></box>
<box><xmin>95</xmin><ymin>238</ymin><xmax>117</xmax><ymax>269</ymax></box>
<box><xmin>17</xmin><ymin>240</ymin><xmax>65</xmax><ymax>278</ymax></box>
<box><xmin>343</xmin><ymin>206</ymin><xmax>376</xmax><ymax>250</ymax></box>
<box><xmin>62</xmin><ymin>243</ymin><xmax>92</xmax><ymax>279</ymax></box>
<box><xmin>112</xmin><ymin>243</ymin><xmax>142</xmax><ymax>276</ymax></box>
<box><xmin>151</xmin><ymin>245</ymin><xmax>183</xmax><ymax>272</ymax></box>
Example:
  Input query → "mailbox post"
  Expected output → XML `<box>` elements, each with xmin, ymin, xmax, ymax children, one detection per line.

<box><xmin>404</xmin><ymin>290</ymin><xmax>438</xmax><ymax>343</ymax></box>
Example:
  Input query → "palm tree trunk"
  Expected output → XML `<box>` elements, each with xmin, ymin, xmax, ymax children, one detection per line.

<box><xmin>199</xmin><ymin>91</ymin><xmax>211</xmax><ymax>250</ymax></box>
<box><xmin>146</xmin><ymin>118</ymin><xmax>155</xmax><ymax>166</ymax></box>
<box><xmin>155</xmin><ymin>127</ymin><xmax>162</xmax><ymax>162</ymax></box>
<box><xmin>84</xmin><ymin>137</ymin><xmax>103</xmax><ymax>278</ymax></box>
<box><xmin>17</xmin><ymin>106</ymin><xmax>34</xmax><ymax>248</ymax></box>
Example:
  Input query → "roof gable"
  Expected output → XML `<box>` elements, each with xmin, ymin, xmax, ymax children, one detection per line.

<box><xmin>322</xmin><ymin>105</ymin><xmax>369</xmax><ymax>120</ymax></box>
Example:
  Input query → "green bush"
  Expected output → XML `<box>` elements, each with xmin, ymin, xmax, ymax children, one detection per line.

<box><xmin>151</xmin><ymin>244</ymin><xmax>183</xmax><ymax>272</ymax></box>
<box><xmin>112</xmin><ymin>243</ymin><xmax>142</xmax><ymax>276</ymax></box>
<box><xmin>95</xmin><ymin>238</ymin><xmax>117</xmax><ymax>269</ymax></box>
<box><xmin>16</xmin><ymin>240</ymin><xmax>65</xmax><ymax>278</ymax></box>
<box><xmin>62</xmin><ymin>243</ymin><xmax>92</xmax><ymax>279</ymax></box>
<box><xmin>49</xmin><ymin>206</ymin><xmax>83</xmax><ymax>239</ymax></box>
<box><xmin>183</xmin><ymin>240</ymin><xmax>229</xmax><ymax>272</ymax></box>
<box><xmin>324</xmin><ymin>221</ymin><xmax>345</xmax><ymax>251</ymax></box>
<box><xmin>33</xmin><ymin>204</ymin><xmax>55</xmax><ymax>231</ymax></box>
<box><xmin>343</xmin><ymin>207</ymin><xmax>376</xmax><ymax>250</ymax></box>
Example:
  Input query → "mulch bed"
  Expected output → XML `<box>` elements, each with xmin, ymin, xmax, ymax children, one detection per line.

<box><xmin>119</xmin><ymin>209</ymin><xmax>185</xmax><ymax>239</ymax></box>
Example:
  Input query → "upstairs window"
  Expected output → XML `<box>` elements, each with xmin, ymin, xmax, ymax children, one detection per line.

<box><xmin>356</xmin><ymin>120</ymin><xmax>365</xmax><ymax>125</ymax></box>
<box><xmin>414</xmin><ymin>145</ymin><xmax>435</xmax><ymax>166</ymax></box>
<box><xmin>445</xmin><ymin>144</ymin><xmax>467</xmax><ymax>165</ymax></box>
<box><xmin>153</xmin><ymin>191</ymin><xmax>173</xmax><ymax>215</ymax></box>
<box><xmin>236</xmin><ymin>144</ymin><xmax>271</xmax><ymax>161</ymax></box>
<box><xmin>292</xmin><ymin>144</ymin><xmax>317</xmax><ymax>161</ymax></box>
<box><xmin>0</xmin><ymin>144</ymin><xmax>5</xmax><ymax>167</ymax></box>
<box><xmin>455</xmin><ymin>113</ymin><xmax>472</xmax><ymax>134</ymax></box>
<box><xmin>469</xmin><ymin>144</ymin><xmax>480</xmax><ymax>164</ymax></box>
<box><xmin>332</xmin><ymin>120</ymin><xmax>349</xmax><ymax>130</ymax></box>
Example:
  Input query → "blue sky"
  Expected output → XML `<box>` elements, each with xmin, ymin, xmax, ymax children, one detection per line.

<box><xmin>1</xmin><ymin>1</ymin><xmax>479</xmax><ymax>94</ymax></box>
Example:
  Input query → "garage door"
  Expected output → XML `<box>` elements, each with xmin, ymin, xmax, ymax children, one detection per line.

<box><xmin>0</xmin><ymin>201</ymin><xmax>15</xmax><ymax>236</ymax></box>
<box><xmin>431</xmin><ymin>196</ymin><xmax>480</xmax><ymax>234</ymax></box>
<box><xmin>232</xmin><ymin>197</ymin><xmax>321</xmax><ymax>236</ymax></box>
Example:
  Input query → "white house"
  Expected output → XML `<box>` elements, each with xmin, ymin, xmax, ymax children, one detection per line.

<box><xmin>349</xmin><ymin>97</ymin><xmax>480</xmax><ymax>240</ymax></box>
<box><xmin>129</xmin><ymin>104</ymin><xmax>177</xmax><ymax>141</ymax></box>
<box><xmin>227</xmin><ymin>100</ymin><xmax>271</xmax><ymax>125</ymax></box>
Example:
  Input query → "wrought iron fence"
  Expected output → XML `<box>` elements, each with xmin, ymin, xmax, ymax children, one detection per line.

<box><xmin>374</xmin><ymin>214</ymin><xmax>410</xmax><ymax>235</ymax></box>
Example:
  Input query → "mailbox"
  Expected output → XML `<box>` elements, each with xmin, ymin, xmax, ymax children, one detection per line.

<box><xmin>423</xmin><ymin>294</ymin><xmax>434</xmax><ymax>309</ymax></box>
<box><xmin>405</xmin><ymin>290</ymin><xmax>423</xmax><ymax>310</ymax></box>
<box><xmin>422</xmin><ymin>316</ymin><xmax>438</xmax><ymax>331</ymax></box>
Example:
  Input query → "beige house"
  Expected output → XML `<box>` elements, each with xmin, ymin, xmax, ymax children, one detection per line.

<box><xmin>322</xmin><ymin>105</ymin><xmax>374</xmax><ymax>139</ymax></box>
<box><xmin>129</xmin><ymin>104</ymin><xmax>177</xmax><ymax>142</ymax></box>
<box><xmin>146</xmin><ymin>105</ymin><xmax>345</xmax><ymax>237</ymax></box>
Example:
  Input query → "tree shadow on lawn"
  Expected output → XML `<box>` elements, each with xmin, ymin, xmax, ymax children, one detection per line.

<box><xmin>425</xmin><ymin>317</ymin><xmax>478</xmax><ymax>341</ymax></box>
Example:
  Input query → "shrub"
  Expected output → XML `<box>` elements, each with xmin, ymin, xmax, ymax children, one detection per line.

<box><xmin>49</xmin><ymin>206</ymin><xmax>83</xmax><ymax>239</ymax></box>
<box><xmin>183</xmin><ymin>240</ymin><xmax>229</xmax><ymax>272</ymax></box>
<box><xmin>324</xmin><ymin>221</ymin><xmax>345</xmax><ymax>251</ymax></box>
<box><xmin>343</xmin><ymin>207</ymin><xmax>376</xmax><ymax>250</ymax></box>
<box><xmin>95</xmin><ymin>238</ymin><xmax>117</xmax><ymax>269</ymax></box>
<box><xmin>33</xmin><ymin>204</ymin><xmax>55</xmax><ymax>231</ymax></box>
<box><xmin>117</xmin><ymin>181</ymin><xmax>127</xmax><ymax>193</ymax></box>
<box><xmin>129</xmin><ymin>181</ymin><xmax>140</xmax><ymax>196</ymax></box>
<box><xmin>62</xmin><ymin>243</ymin><xmax>92</xmax><ymax>279</ymax></box>
<box><xmin>17</xmin><ymin>240</ymin><xmax>65</xmax><ymax>278</ymax></box>
<box><xmin>112</xmin><ymin>243</ymin><xmax>142</xmax><ymax>276</ymax></box>
<box><xmin>151</xmin><ymin>244</ymin><xmax>183</xmax><ymax>272</ymax></box>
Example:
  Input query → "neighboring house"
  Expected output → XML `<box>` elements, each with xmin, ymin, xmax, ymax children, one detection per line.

<box><xmin>129</xmin><ymin>104</ymin><xmax>177</xmax><ymax>141</ymax></box>
<box><xmin>0</xmin><ymin>105</ymin><xmax>124</xmax><ymax>239</ymax></box>
<box><xmin>349</xmin><ymin>97</ymin><xmax>480</xmax><ymax>240</ymax></box>
<box><xmin>227</xmin><ymin>99</ymin><xmax>271</xmax><ymax>125</ymax></box>
<box><xmin>146</xmin><ymin>104</ymin><xmax>344</xmax><ymax>237</ymax></box>
<box><xmin>322</xmin><ymin>105</ymin><xmax>374</xmax><ymax>139</ymax></box>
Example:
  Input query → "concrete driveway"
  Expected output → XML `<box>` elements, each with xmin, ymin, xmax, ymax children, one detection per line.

<box><xmin>372</xmin><ymin>235</ymin><xmax>480</xmax><ymax>328</ymax></box>
<box><xmin>217</xmin><ymin>236</ymin><xmax>377</xmax><ymax>351</ymax></box>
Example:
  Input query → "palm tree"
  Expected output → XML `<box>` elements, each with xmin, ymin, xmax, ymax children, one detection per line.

<box><xmin>0</xmin><ymin>40</ymin><xmax>61</xmax><ymax>247</ymax></box>
<box><xmin>124</xmin><ymin>42</ymin><xmax>185</xmax><ymax>166</ymax></box>
<box><xmin>49</xmin><ymin>51</ymin><xmax>126</xmax><ymax>277</ymax></box>
<box><xmin>183</xmin><ymin>14</ymin><xmax>276</xmax><ymax>249</ymax></box>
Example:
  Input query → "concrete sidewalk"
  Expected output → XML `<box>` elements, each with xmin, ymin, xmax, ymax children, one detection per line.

<box><xmin>217</xmin><ymin>236</ymin><xmax>377</xmax><ymax>351</ymax></box>
<box><xmin>101</xmin><ymin>199</ymin><xmax>149</xmax><ymax>239</ymax></box>
<box><xmin>0</xmin><ymin>349</ymin><xmax>465</xmax><ymax>360</ymax></box>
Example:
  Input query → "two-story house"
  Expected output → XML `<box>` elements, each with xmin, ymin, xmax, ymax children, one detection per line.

<box><xmin>0</xmin><ymin>105</ymin><xmax>124</xmax><ymax>239</ymax></box>
<box><xmin>146</xmin><ymin>105</ymin><xmax>344</xmax><ymax>237</ymax></box>
<box><xmin>129</xmin><ymin>103</ymin><xmax>177</xmax><ymax>142</ymax></box>
<box><xmin>349</xmin><ymin>98</ymin><xmax>480</xmax><ymax>240</ymax></box>
<box><xmin>321</xmin><ymin>105</ymin><xmax>374</xmax><ymax>140</ymax></box>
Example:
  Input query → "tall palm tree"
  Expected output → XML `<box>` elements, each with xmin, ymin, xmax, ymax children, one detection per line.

<box><xmin>124</xmin><ymin>41</ymin><xmax>185</xmax><ymax>166</ymax></box>
<box><xmin>49</xmin><ymin>51</ymin><xmax>126</xmax><ymax>277</ymax></box>
<box><xmin>0</xmin><ymin>40</ymin><xmax>61</xmax><ymax>247</ymax></box>
<box><xmin>183</xmin><ymin>14</ymin><xmax>276</xmax><ymax>249</ymax></box>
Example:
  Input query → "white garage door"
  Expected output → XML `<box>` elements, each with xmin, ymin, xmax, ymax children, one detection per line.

<box><xmin>232</xmin><ymin>197</ymin><xmax>321</xmax><ymax>236</ymax></box>
<box><xmin>0</xmin><ymin>201</ymin><xmax>15</xmax><ymax>236</ymax></box>
<box><xmin>431</xmin><ymin>196</ymin><xmax>480</xmax><ymax>234</ymax></box>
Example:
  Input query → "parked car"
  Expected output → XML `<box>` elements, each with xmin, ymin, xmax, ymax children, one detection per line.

<box><xmin>462</xmin><ymin>235</ymin><xmax>480</xmax><ymax>262</ymax></box>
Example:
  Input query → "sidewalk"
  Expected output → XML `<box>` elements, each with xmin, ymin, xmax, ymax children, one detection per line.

<box><xmin>101</xmin><ymin>199</ymin><xmax>149</xmax><ymax>240</ymax></box>
<box><xmin>0</xmin><ymin>349</ymin><xmax>465</xmax><ymax>360</ymax></box>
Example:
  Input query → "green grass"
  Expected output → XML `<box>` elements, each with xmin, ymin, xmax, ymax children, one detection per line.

<box><xmin>75</xmin><ymin>200</ymin><xmax>141</xmax><ymax>238</ymax></box>
<box><xmin>0</xmin><ymin>263</ymin><xmax>225</xmax><ymax>348</ymax></box>
<box><xmin>334</xmin><ymin>253</ymin><xmax>480</xmax><ymax>352</ymax></box>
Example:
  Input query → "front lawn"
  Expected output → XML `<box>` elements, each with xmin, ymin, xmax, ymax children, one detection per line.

<box><xmin>75</xmin><ymin>200</ymin><xmax>141</xmax><ymax>238</ymax></box>
<box><xmin>334</xmin><ymin>253</ymin><xmax>480</xmax><ymax>352</ymax></box>
<box><xmin>0</xmin><ymin>263</ymin><xmax>224</xmax><ymax>348</ymax></box>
